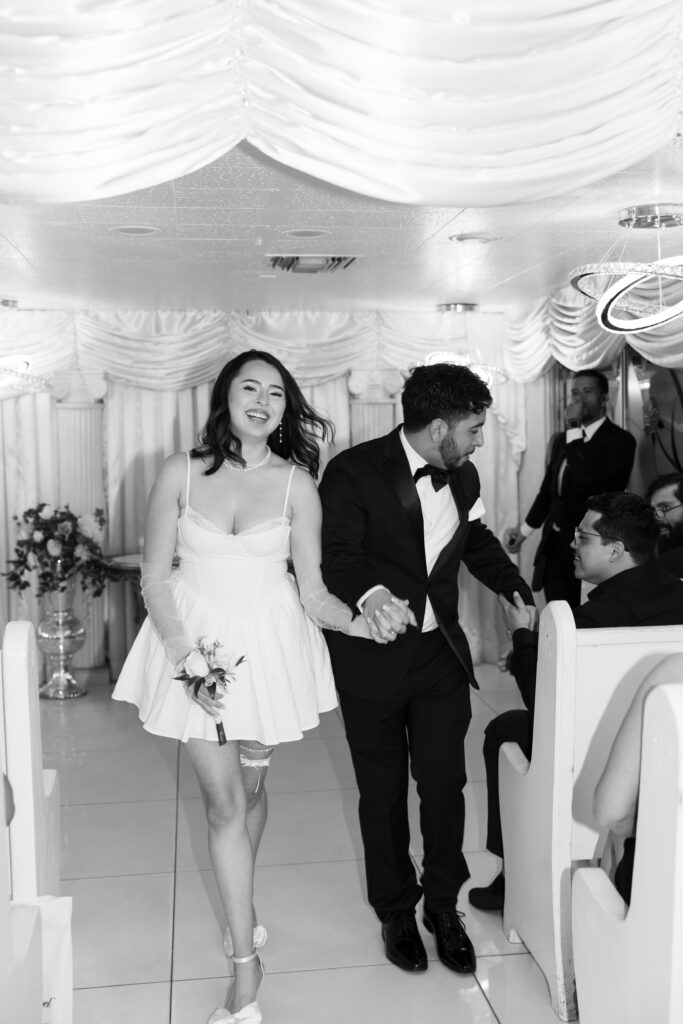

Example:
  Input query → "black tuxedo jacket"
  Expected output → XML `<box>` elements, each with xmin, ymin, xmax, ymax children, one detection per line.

<box><xmin>319</xmin><ymin>426</ymin><xmax>533</xmax><ymax>700</ymax></box>
<box><xmin>526</xmin><ymin>419</ymin><xmax>636</xmax><ymax>590</ymax></box>
<box><xmin>510</xmin><ymin>560</ymin><xmax>683</xmax><ymax>713</ymax></box>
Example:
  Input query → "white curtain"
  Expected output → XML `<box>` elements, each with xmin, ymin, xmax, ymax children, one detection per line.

<box><xmin>0</xmin><ymin>0</ymin><xmax>678</xmax><ymax>206</ymax></box>
<box><xmin>505</xmin><ymin>284</ymin><xmax>683</xmax><ymax>379</ymax></box>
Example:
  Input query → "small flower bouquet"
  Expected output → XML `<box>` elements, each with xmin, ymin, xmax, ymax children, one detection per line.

<box><xmin>4</xmin><ymin>502</ymin><xmax>110</xmax><ymax>597</ymax></box>
<box><xmin>175</xmin><ymin>637</ymin><xmax>245</xmax><ymax>745</ymax></box>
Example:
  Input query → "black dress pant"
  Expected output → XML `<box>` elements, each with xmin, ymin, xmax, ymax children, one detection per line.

<box><xmin>482</xmin><ymin>709</ymin><xmax>532</xmax><ymax>857</ymax></box>
<box><xmin>338</xmin><ymin>628</ymin><xmax>472</xmax><ymax>922</ymax></box>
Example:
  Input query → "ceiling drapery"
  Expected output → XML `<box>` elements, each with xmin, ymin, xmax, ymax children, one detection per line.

<box><xmin>0</xmin><ymin>307</ymin><xmax>528</xmax><ymax>462</ymax></box>
<box><xmin>0</xmin><ymin>0</ymin><xmax>678</xmax><ymax>205</ymax></box>
<box><xmin>504</xmin><ymin>285</ymin><xmax>683</xmax><ymax>378</ymax></box>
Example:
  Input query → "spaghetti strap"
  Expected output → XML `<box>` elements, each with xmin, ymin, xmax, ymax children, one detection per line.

<box><xmin>282</xmin><ymin>464</ymin><xmax>297</xmax><ymax>518</ymax></box>
<box><xmin>185</xmin><ymin>451</ymin><xmax>192</xmax><ymax>510</ymax></box>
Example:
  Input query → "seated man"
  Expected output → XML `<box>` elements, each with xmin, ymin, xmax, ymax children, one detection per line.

<box><xmin>469</xmin><ymin>492</ymin><xmax>683</xmax><ymax>912</ymax></box>
<box><xmin>646</xmin><ymin>472</ymin><xmax>683</xmax><ymax>577</ymax></box>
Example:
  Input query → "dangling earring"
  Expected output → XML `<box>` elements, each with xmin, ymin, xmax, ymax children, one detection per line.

<box><xmin>278</xmin><ymin>422</ymin><xmax>284</xmax><ymax>445</ymax></box>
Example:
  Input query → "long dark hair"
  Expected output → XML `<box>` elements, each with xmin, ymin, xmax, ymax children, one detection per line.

<box><xmin>191</xmin><ymin>349</ymin><xmax>334</xmax><ymax>479</ymax></box>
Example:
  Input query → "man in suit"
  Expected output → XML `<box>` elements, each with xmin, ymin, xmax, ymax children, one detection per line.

<box><xmin>469</xmin><ymin>492</ymin><xmax>683</xmax><ymax>912</ymax></box>
<box><xmin>319</xmin><ymin>363</ymin><xmax>534</xmax><ymax>975</ymax></box>
<box><xmin>646</xmin><ymin>472</ymin><xmax>683</xmax><ymax>577</ymax></box>
<box><xmin>505</xmin><ymin>370</ymin><xmax>636</xmax><ymax>608</ymax></box>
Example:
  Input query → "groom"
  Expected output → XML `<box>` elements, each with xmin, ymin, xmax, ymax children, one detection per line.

<box><xmin>319</xmin><ymin>363</ymin><xmax>534</xmax><ymax>975</ymax></box>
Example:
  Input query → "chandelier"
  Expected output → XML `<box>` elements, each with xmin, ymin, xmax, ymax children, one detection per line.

<box><xmin>569</xmin><ymin>204</ymin><xmax>683</xmax><ymax>334</ymax></box>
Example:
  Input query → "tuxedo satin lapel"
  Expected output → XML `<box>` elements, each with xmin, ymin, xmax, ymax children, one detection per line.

<box><xmin>382</xmin><ymin>431</ymin><xmax>426</xmax><ymax>566</ymax></box>
<box><xmin>551</xmin><ymin>434</ymin><xmax>567</xmax><ymax>494</ymax></box>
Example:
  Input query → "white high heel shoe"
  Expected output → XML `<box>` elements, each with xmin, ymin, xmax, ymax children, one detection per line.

<box><xmin>223</xmin><ymin>924</ymin><xmax>267</xmax><ymax>958</ymax></box>
<box><xmin>207</xmin><ymin>951</ymin><xmax>264</xmax><ymax>1024</ymax></box>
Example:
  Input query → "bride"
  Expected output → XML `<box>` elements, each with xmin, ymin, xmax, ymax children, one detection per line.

<box><xmin>113</xmin><ymin>350</ymin><xmax>380</xmax><ymax>1022</ymax></box>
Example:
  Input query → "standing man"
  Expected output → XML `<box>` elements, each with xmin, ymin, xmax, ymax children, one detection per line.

<box><xmin>646</xmin><ymin>472</ymin><xmax>683</xmax><ymax>576</ymax></box>
<box><xmin>319</xmin><ymin>363</ymin><xmax>533</xmax><ymax>976</ymax></box>
<box><xmin>505</xmin><ymin>370</ymin><xmax>636</xmax><ymax>608</ymax></box>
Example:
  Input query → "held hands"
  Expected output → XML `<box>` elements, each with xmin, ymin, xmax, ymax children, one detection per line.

<box><xmin>362</xmin><ymin>588</ymin><xmax>418</xmax><ymax>643</ymax></box>
<box><xmin>503</xmin><ymin>524</ymin><xmax>525</xmax><ymax>554</ymax></box>
<box><xmin>498</xmin><ymin>591</ymin><xmax>537</xmax><ymax>638</ymax></box>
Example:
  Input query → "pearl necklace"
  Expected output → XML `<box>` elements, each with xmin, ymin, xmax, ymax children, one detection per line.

<box><xmin>224</xmin><ymin>448</ymin><xmax>272</xmax><ymax>472</ymax></box>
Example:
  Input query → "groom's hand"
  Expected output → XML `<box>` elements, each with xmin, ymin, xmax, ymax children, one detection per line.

<box><xmin>362</xmin><ymin>589</ymin><xmax>417</xmax><ymax>641</ymax></box>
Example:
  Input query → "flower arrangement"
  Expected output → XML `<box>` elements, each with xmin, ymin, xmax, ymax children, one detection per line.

<box><xmin>175</xmin><ymin>637</ymin><xmax>245</xmax><ymax>745</ymax></box>
<box><xmin>4</xmin><ymin>502</ymin><xmax>110</xmax><ymax>597</ymax></box>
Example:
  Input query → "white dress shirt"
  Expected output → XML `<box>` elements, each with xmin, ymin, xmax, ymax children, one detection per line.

<box><xmin>359</xmin><ymin>429</ymin><xmax>486</xmax><ymax>632</ymax></box>
<box><xmin>521</xmin><ymin>417</ymin><xmax>606</xmax><ymax>537</ymax></box>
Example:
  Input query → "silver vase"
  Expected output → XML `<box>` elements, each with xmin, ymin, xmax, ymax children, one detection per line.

<box><xmin>37</xmin><ymin>578</ymin><xmax>87</xmax><ymax>699</ymax></box>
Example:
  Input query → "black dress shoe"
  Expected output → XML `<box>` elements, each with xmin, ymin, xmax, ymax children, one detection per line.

<box><xmin>422</xmin><ymin>906</ymin><xmax>476</xmax><ymax>974</ymax></box>
<box><xmin>468</xmin><ymin>872</ymin><xmax>505</xmax><ymax>912</ymax></box>
<box><xmin>381</xmin><ymin>911</ymin><xmax>428</xmax><ymax>972</ymax></box>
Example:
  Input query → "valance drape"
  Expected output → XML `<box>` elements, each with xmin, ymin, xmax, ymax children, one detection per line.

<box><xmin>0</xmin><ymin>0</ymin><xmax>678</xmax><ymax>206</ymax></box>
<box><xmin>505</xmin><ymin>285</ymin><xmax>683</xmax><ymax>378</ymax></box>
<box><xmin>0</xmin><ymin>306</ymin><xmax>527</xmax><ymax>458</ymax></box>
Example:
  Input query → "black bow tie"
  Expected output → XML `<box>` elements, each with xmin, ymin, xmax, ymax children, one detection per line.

<box><xmin>413</xmin><ymin>464</ymin><xmax>451</xmax><ymax>492</ymax></box>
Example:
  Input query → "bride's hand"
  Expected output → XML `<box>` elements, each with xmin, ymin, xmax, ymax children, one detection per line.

<box><xmin>188</xmin><ymin>681</ymin><xmax>224</xmax><ymax>719</ymax></box>
<box><xmin>349</xmin><ymin>613</ymin><xmax>388</xmax><ymax>643</ymax></box>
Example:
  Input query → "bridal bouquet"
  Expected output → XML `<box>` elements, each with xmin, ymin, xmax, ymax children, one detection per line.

<box><xmin>5</xmin><ymin>502</ymin><xmax>110</xmax><ymax>597</ymax></box>
<box><xmin>176</xmin><ymin>637</ymin><xmax>245</xmax><ymax>745</ymax></box>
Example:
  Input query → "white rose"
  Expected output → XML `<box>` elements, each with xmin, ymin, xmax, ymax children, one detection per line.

<box><xmin>46</xmin><ymin>539</ymin><xmax>62</xmax><ymax>557</ymax></box>
<box><xmin>184</xmin><ymin>650</ymin><xmax>210</xmax><ymax>677</ymax></box>
<box><xmin>74</xmin><ymin>544</ymin><xmax>89</xmax><ymax>560</ymax></box>
<box><xmin>39</xmin><ymin>504</ymin><xmax>54</xmax><ymax>519</ymax></box>
<box><xmin>32</xmin><ymin>530</ymin><xmax>44</xmax><ymax>542</ymax></box>
<box><xmin>77</xmin><ymin>513</ymin><xmax>102</xmax><ymax>541</ymax></box>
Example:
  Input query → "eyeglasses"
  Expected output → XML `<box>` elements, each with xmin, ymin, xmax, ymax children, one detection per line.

<box><xmin>573</xmin><ymin>527</ymin><xmax>601</xmax><ymax>545</ymax></box>
<box><xmin>653</xmin><ymin>502</ymin><xmax>683</xmax><ymax>520</ymax></box>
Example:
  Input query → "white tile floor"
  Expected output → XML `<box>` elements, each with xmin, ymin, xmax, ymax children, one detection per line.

<box><xmin>41</xmin><ymin>663</ymin><xmax>561</xmax><ymax>1024</ymax></box>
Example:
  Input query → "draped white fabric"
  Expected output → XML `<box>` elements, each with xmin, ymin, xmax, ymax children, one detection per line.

<box><xmin>0</xmin><ymin>308</ymin><xmax>526</xmax><ymax>452</ymax></box>
<box><xmin>505</xmin><ymin>284</ymin><xmax>683</xmax><ymax>380</ymax></box>
<box><xmin>0</xmin><ymin>0</ymin><xmax>678</xmax><ymax>205</ymax></box>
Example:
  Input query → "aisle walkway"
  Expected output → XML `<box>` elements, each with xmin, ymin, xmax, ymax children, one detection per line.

<box><xmin>41</xmin><ymin>664</ymin><xmax>560</xmax><ymax>1024</ymax></box>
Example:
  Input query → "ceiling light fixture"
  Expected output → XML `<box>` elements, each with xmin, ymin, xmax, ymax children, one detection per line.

<box><xmin>569</xmin><ymin>203</ymin><xmax>683</xmax><ymax>334</ymax></box>
<box><xmin>283</xmin><ymin>228</ymin><xmax>330</xmax><ymax>239</ymax></box>
<box><xmin>436</xmin><ymin>303</ymin><xmax>478</xmax><ymax>313</ymax></box>
<box><xmin>110</xmin><ymin>225</ymin><xmax>161</xmax><ymax>236</ymax></box>
<box><xmin>448</xmin><ymin>232</ymin><xmax>501</xmax><ymax>244</ymax></box>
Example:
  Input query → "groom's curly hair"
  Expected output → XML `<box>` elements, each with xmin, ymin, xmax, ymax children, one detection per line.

<box><xmin>402</xmin><ymin>363</ymin><xmax>492</xmax><ymax>431</ymax></box>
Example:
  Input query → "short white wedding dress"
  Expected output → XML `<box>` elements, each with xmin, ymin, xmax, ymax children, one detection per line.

<box><xmin>113</xmin><ymin>460</ymin><xmax>338</xmax><ymax>744</ymax></box>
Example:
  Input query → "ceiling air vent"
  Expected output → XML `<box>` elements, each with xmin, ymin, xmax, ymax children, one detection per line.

<box><xmin>269</xmin><ymin>255</ymin><xmax>357</xmax><ymax>274</ymax></box>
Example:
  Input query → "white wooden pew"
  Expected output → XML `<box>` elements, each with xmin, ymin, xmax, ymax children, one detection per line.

<box><xmin>573</xmin><ymin>671</ymin><xmax>683</xmax><ymax>1024</ymax></box>
<box><xmin>499</xmin><ymin>602</ymin><xmax>683</xmax><ymax>1021</ymax></box>
<box><xmin>0</xmin><ymin>669</ymin><xmax>43</xmax><ymax>1022</ymax></box>
<box><xmin>2</xmin><ymin>620</ymin><xmax>61</xmax><ymax>899</ymax></box>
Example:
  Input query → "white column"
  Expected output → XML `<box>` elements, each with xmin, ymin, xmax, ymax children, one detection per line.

<box><xmin>53</xmin><ymin>372</ymin><xmax>107</xmax><ymax>670</ymax></box>
<box><xmin>347</xmin><ymin>369</ymin><xmax>405</xmax><ymax>444</ymax></box>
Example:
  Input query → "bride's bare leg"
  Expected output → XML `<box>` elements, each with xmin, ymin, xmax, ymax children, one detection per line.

<box><xmin>187</xmin><ymin>738</ymin><xmax>262</xmax><ymax>1012</ymax></box>
<box><xmin>240</xmin><ymin>742</ymin><xmax>275</xmax><ymax>863</ymax></box>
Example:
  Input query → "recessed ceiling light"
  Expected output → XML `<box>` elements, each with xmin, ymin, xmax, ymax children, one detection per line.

<box><xmin>448</xmin><ymin>232</ymin><xmax>501</xmax><ymax>244</ymax></box>
<box><xmin>109</xmin><ymin>225</ymin><xmax>161</xmax><ymax>236</ymax></box>
<box><xmin>436</xmin><ymin>303</ymin><xmax>478</xmax><ymax>313</ymax></box>
<box><xmin>283</xmin><ymin>228</ymin><xmax>330</xmax><ymax>239</ymax></box>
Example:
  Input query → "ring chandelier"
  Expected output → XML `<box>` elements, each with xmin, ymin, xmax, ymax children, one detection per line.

<box><xmin>569</xmin><ymin>204</ymin><xmax>683</xmax><ymax>335</ymax></box>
